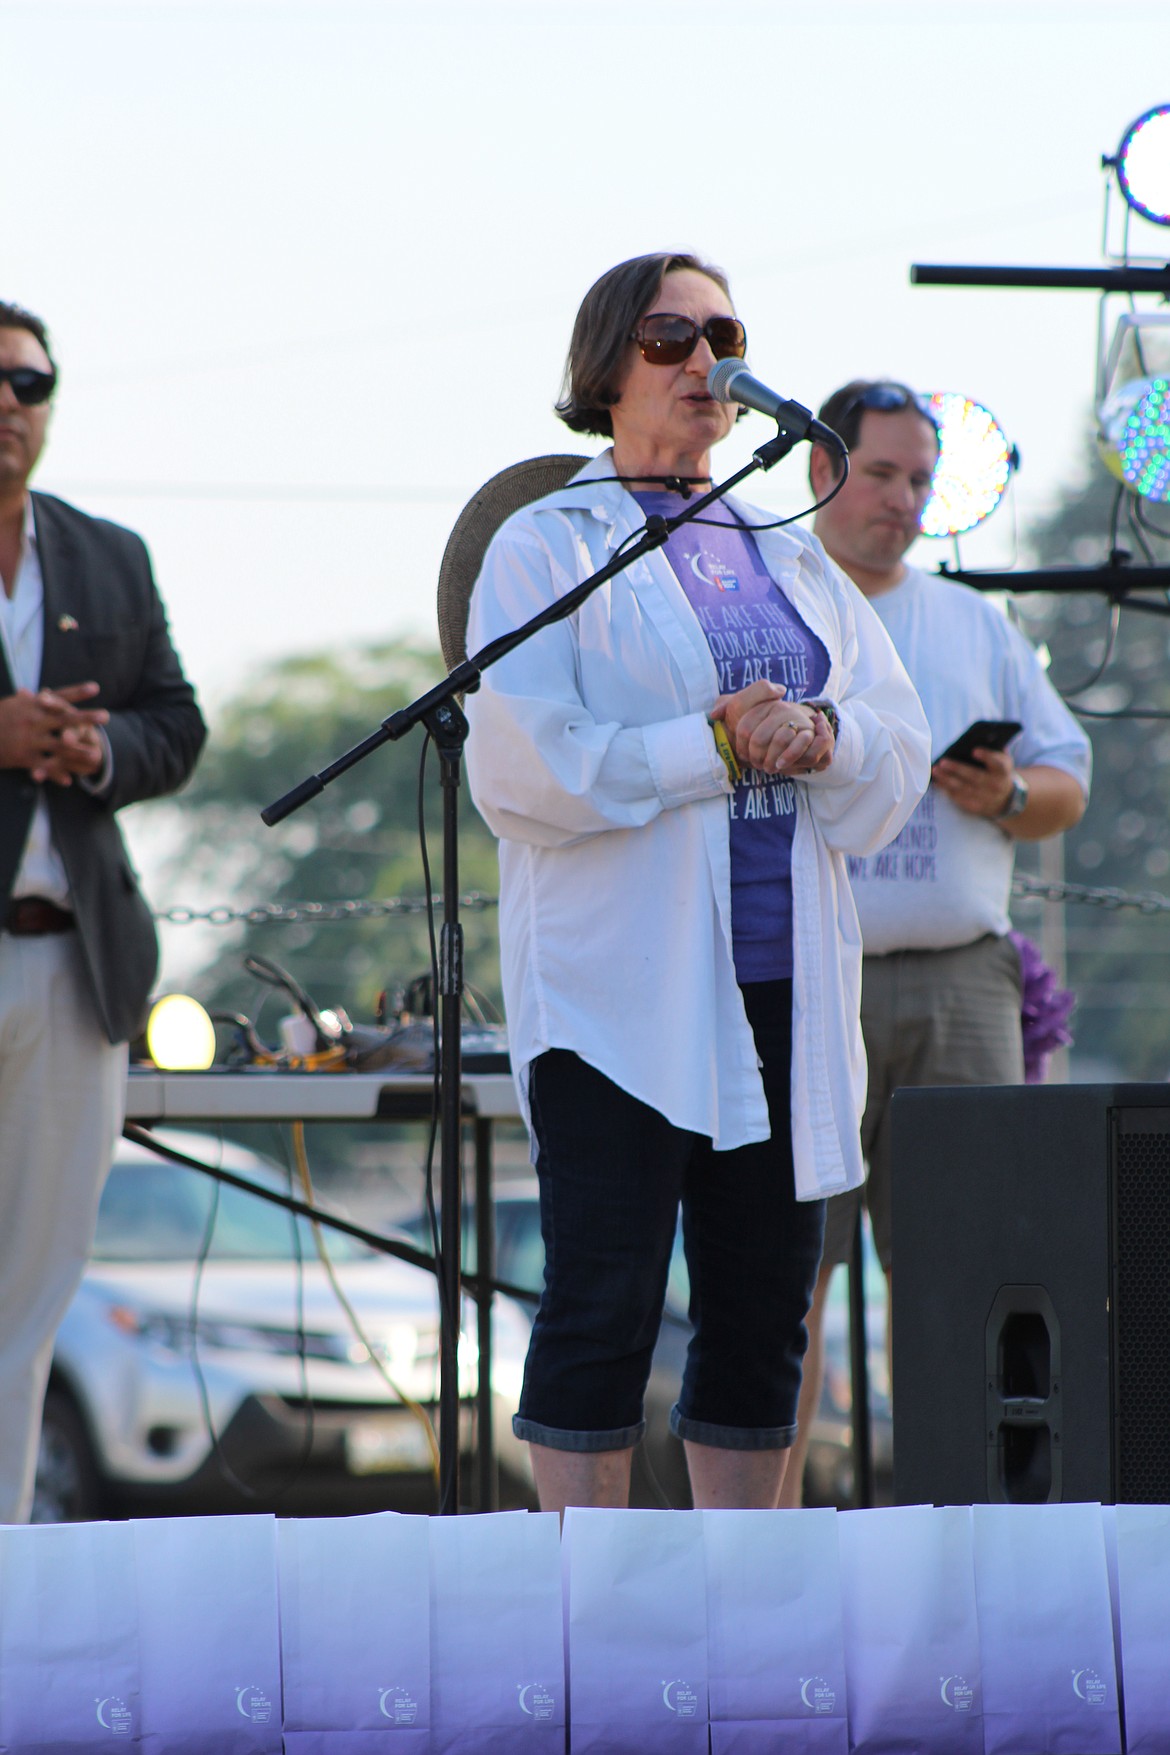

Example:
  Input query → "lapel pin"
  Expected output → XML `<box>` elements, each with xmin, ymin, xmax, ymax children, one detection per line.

<box><xmin>57</xmin><ymin>614</ymin><xmax>79</xmax><ymax>632</ymax></box>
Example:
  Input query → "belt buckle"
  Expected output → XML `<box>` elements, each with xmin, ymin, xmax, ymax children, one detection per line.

<box><xmin>5</xmin><ymin>897</ymin><xmax>73</xmax><ymax>936</ymax></box>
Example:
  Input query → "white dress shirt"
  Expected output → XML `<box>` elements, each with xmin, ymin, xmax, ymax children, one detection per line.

<box><xmin>466</xmin><ymin>451</ymin><xmax>930</xmax><ymax>1200</ymax></box>
<box><xmin>0</xmin><ymin>502</ymin><xmax>71</xmax><ymax>905</ymax></box>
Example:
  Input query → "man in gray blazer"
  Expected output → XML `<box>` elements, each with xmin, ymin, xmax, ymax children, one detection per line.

<box><xmin>0</xmin><ymin>299</ymin><xmax>206</xmax><ymax>1520</ymax></box>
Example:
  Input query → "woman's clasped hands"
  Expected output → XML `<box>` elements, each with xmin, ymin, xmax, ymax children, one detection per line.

<box><xmin>712</xmin><ymin>679</ymin><xmax>836</xmax><ymax>777</ymax></box>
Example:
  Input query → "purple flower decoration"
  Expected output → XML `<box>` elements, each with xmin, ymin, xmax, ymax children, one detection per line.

<box><xmin>1010</xmin><ymin>930</ymin><xmax>1076</xmax><ymax>1084</ymax></box>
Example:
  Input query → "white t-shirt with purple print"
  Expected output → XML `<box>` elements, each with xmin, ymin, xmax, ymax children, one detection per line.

<box><xmin>634</xmin><ymin>492</ymin><xmax>829</xmax><ymax>980</ymax></box>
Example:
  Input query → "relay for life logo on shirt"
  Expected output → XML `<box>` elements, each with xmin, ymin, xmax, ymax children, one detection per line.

<box><xmin>689</xmin><ymin>546</ymin><xmax>740</xmax><ymax>593</ymax></box>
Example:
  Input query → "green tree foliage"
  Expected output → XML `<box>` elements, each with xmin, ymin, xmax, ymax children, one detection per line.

<box><xmin>154</xmin><ymin>641</ymin><xmax>503</xmax><ymax>1040</ymax></box>
<box><xmin>1015</xmin><ymin>429</ymin><xmax>1170</xmax><ymax>1077</ymax></box>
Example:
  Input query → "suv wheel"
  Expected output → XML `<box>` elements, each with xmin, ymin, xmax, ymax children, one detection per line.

<box><xmin>32</xmin><ymin>1389</ymin><xmax>104</xmax><ymax>1523</ymax></box>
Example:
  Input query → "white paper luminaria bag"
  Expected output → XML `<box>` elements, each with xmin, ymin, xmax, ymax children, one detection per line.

<box><xmin>0</xmin><ymin>1520</ymin><xmax>140</xmax><ymax>1753</ymax></box>
<box><xmin>972</xmin><ymin>1501</ymin><xmax>1121</xmax><ymax>1755</ymax></box>
<box><xmin>131</xmin><ymin>1513</ymin><xmax>281</xmax><ymax>1755</ymax></box>
<box><xmin>1109</xmin><ymin>1503</ymin><xmax>1170</xmax><ymax>1755</ymax></box>
<box><xmin>837</xmin><ymin>1504</ymin><xmax>984</xmax><ymax>1755</ymax></box>
<box><xmin>429</xmin><ymin>1511</ymin><xmax>565</xmax><ymax>1753</ymax></box>
<box><xmin>703</xmin><ymin>1506</ymin><xmax>849</xmax><ymax>1754</ymax></box>
<box><xmin>564</xmin><ymin>1507</ymin><xmax>709</xmax><ymax>1754</ymax></box>
<box><xmin>279</xmin><ymin>1512</ymin><xmax>431</xmax><ymax>1752</ymax></box>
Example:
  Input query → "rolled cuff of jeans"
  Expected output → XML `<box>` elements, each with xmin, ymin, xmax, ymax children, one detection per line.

<box><xmin>669</xmin><ymin>1405</ymin><xmax>797</xmax><ymax>1450</ymax></box>
<box><xmin>512</xmin><ymin>1415</ymin><xmax>646</xmax><ymax>1452</ymax></box>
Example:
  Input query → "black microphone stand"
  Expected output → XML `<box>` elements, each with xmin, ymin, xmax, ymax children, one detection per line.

<box><xmin>260</xmin><ymin>424</ymin><xmax>803</xmax><ymax>1513</ymax></box>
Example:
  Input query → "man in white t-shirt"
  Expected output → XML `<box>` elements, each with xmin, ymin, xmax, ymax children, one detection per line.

<box><xmin>778</xmin><ymin>379</ymin><xmax>1091</xmax><ymax>1506</ymax></box>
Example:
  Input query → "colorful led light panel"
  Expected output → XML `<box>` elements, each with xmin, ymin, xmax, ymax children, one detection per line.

<box><xmin>1120</xmin><ymin>377</ymin><xmax>1170</xmax><ymax>502</ymax></box>
<box><xmin>1117</xmin><ymin>104</ymin><xmax>1170</xmax><ymax>226</ymax></box>
<box><xmin>919</xmin><ymin>392</ymin><xmax>1014</xmax><ymax>538</ymax></box>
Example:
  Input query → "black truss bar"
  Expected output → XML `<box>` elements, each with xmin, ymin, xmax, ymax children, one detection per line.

<box><xmin>912</xmin><ymin>263</ymin><xmax>1170</xmax><ymax>293</ymax></box>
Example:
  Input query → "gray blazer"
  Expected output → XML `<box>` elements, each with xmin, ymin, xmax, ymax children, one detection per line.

<box><xmin>0</xmin><ymin>492</ymin><xmax>206</xmax><ymax>1043</ymax></box>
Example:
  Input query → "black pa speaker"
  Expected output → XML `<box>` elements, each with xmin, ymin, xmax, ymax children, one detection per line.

<box><xmin>891</xmin><ymin>1084</ymin><xmax>1170</xmax><ymax>1506</ymax></box>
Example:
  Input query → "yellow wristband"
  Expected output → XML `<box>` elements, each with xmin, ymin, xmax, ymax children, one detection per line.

<box><xmin>711</xmin><ymin>719</ymin><xmax>742</xmax><ymax>785</ymax></box>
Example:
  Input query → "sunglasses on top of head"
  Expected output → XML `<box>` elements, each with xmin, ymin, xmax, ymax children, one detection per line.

<box><xmin>0</xmin><ymin>366</ymin><xmax>57</xmax><ymax>407</ymax></box>
<box><xmin>839</xmin><ymin>381</ymin><xmax>939</xmax><ymax>431</ymax></box>
<box><xmin>630</xmin><ymin>313</ymin><xmax>748</xmax><ymax>367</ymax></box>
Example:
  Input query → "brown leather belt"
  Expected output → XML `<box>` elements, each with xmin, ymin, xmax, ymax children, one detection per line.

<box><xmin>4</xmin><ymin>897</ymin><xmax>76</xmax><ymax>936</ymax></box>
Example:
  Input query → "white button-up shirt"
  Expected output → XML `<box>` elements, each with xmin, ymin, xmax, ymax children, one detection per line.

<box><xmin>0</xmin><ymin>502</ymin><xmax>71</xmax><ymax>904</ymax></box>
<box><xmin>466</xmin><ymin>452</ymin><xmax>930</xmax><ymax>1199</ymax></box>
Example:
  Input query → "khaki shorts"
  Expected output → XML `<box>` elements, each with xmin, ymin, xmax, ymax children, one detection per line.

<box><xmin>821</xmin><ymin>933</ymin><xmax>1024</xmax><ymax>1271</ymax></box>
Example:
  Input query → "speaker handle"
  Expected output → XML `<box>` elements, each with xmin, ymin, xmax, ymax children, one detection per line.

<box><xmin>985</xmin><ymin>1284</ymin><xmax>1064</xmax><ymax>1504</ymax></box>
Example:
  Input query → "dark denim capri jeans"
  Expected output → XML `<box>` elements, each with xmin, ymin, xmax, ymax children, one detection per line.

<box><xmin>512</xmin><ymin>979</ymin><xmax>826</xmax><ymax>1454</ymax></box>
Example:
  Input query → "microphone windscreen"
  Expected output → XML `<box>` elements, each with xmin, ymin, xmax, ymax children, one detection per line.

<box><xmin>707</xmin><ymin>357</ymin><xmax>749</xmax><ymax>404</ymax></box>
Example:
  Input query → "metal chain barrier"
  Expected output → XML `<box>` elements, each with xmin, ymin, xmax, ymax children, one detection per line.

<box><xmin>1011</xmin><ymin>874</ymin><xmax>1170</xmax><ymax>916</ymax></box>
<box><xmin>153</xmin><ymin>881</ymin><xmax>1170</xmax><ymax>924</ymax></box>
<box><xmin>154</xmin><ymin>894</ymin><xmax>500</xmax><ymax>925</ymax></box>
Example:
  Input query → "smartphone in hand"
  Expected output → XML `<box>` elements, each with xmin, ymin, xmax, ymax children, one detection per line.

<box><xmin>936</xmin><ymin>720</ymin><xmax>1022</xmax><ymax>767</ymax></box>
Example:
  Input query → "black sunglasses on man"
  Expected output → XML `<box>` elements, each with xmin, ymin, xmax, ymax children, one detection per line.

<box><xmin>0</xmin><ymin>366</ymin><xmax>56</xmax><ymax>407</ymax></box>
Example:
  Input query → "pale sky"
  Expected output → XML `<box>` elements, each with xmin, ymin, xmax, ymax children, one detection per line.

<box><xmin>8</xmin><ymin>0</ymin><xmax>1170</xmax><ymax>723</ymax></box>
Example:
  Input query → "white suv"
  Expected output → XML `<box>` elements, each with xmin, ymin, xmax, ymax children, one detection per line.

<box><xmin>35</xmin><ymin>1131</ymin><xmax>532</xmax><ymax>1520</ymax></box>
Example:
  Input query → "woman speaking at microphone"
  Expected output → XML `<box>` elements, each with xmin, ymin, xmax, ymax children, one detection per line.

<box><xmin>465</xmin><ymin>251</ymin><xmax>928</xmax><ymax>1514</ymax></box>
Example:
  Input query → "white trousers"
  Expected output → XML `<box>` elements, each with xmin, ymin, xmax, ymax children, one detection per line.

<box><xmin>0</xmin><ymin>932</ymin><xmax>126</xmax><ymax>1523</ymax></box>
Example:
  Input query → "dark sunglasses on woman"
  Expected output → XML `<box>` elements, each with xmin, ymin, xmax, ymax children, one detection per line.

<box><xmin>630</xmin><ymin>313</ymin><xmax>748</xmax><ymax>367</ymax></box>
<box><xmin>0</xmin><ymin>366</ymin><xmax>56</xmax><ymax>407</ymax></box>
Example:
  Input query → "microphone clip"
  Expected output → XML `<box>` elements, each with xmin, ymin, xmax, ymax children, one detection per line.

<box><xmin>752</xmin><ymin>429</ymin><xmax>805</xmax><ymax>471</ymax></box>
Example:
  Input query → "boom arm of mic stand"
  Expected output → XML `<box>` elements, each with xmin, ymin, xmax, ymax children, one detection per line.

<box><xmin>261</xmin><ymin>432</ymin><xmax>798</xmax><ymax>828</ymax></box>
<box><xmin>257</xmin><ymin>431</ymin><xmax>794</xmax><ymax>1512</ymax></box>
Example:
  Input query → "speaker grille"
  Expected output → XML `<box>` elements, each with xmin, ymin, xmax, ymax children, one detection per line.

<box><xmin>1115</xmin><ymin>1121</ymin><xmax>1170</xmax><ymax>1501</ymax></box>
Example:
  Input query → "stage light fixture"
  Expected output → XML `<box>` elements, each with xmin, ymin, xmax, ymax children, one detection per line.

<box><xmin>145</xmin><ymin>994</ymin><xmax>217</xmax><ymax>1070</ymax></box>
<box><xmin>1110</xmin><ymin>104</ymin><xmax>1170</xmax><ymax>227</ymax></box>
<box><xmin>919</xmin><ymin>392</ymin><xmax>1018</xmax><ymax>538</ymax></box>
<box><xmin>1098</xmin><ymin>375</ymin><xmax>1170</xmax><ymax>502</ymax></box>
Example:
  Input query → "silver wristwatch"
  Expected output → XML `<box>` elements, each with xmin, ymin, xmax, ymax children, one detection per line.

<box><xmin>996</xmin><ymin>773</ymin><xmax>1029</xmax><ymax>821</ymax></box>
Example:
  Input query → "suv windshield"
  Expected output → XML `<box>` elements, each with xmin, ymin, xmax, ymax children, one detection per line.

<box><xmin>92</xmin><ymin>1160</ymin><xmax>370</xmax><ymax>1264</ymax></box>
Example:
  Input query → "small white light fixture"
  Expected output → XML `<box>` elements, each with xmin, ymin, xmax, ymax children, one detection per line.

<box><xmin>145</xmin><ymin>994</ymin><xmax>217</xmax><ymax>1070</ymax></box>
<box><xmin>1110</xmin><ymin>104</ymin><xmax>1170</xmax><ymax>227</ymax></box>
<box><xmin>919</xmin><ymin>392</ymin><xmax>1019</xmax><ymax>538</ymax></box>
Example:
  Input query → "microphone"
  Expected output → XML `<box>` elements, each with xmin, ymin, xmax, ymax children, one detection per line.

<box><xmin>708</xmin><ymin>359</ymin><xmax>847</xmax><ymax>455</ymax></box>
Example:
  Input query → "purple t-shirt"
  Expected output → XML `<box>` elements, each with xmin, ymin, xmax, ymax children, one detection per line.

<box><xmin>635</xmin><ymin>493</ymin><xmax>829</xmax><ymax>980</ymax></box>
